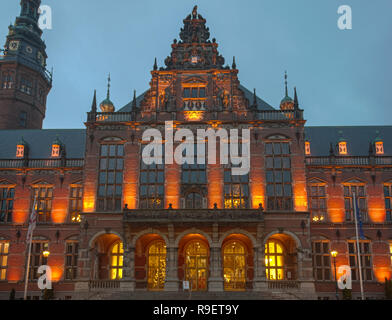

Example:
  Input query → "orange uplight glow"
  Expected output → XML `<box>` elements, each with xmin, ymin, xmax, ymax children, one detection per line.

<box><xmin>184</xmin><ymin>111</ymin><xmax>204</xmax><ymax>121</ymax></box>
<box><xmin>83</xmin><ymin>199</ymin><xmax>95</xmax><ymax>213</ymax></box>
<box><xmin>294</xmin><ymin>188</ymin><xmax>308</xmax><ymax>212</ymax></box>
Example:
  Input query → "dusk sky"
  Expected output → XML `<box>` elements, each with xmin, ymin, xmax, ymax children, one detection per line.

<box><xmin>1</xmin><ymin>0</ymin><xmax>391</xmax><ymax>129</ymax></box>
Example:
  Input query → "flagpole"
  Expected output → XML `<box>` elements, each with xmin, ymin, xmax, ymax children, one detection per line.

<box><xmin>353</xmin><ymin>192</ymin><xmax>365</xmax><ymax>300</ymax></box>
<box><xmin>23</xmin><ymin>231</ymin><xmax>33</xmax><ymax>300</ymax></box>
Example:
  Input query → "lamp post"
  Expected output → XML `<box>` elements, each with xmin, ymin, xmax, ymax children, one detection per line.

<box><xmin>331</xmin><ymin>250</ymin><xmax>339</xmax><ymax>300</ymax></box>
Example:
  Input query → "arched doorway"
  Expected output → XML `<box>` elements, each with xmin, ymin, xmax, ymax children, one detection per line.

<box><xmin>223</xmin><ymin>241</ymin><xmax>246</xmax><ymax>291</ymax></box>
<box><xmin>265</xmin><ymin>234</ymin><xmax>298</xmax><ymax>281</ymax></box>
<box><xmin>110</xmin><ymin>241</ymin><xmax>124</xmax><ymax>280</ymax></box>
<box><xmin>147</xmin><ymin>241</ymin><xmax>166</xmax><ymax>290</ymax></box>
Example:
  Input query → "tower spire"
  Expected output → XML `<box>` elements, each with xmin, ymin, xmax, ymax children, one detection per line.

<box><xmin>284</xmin><ymin>71</ymin><xmax>288</xmax><ymax>97</ymax></box>
<box><xmin>294</xmin><ymin>87</ymin><xmax>299</xmax><ymax>110</ymax></box>
<box><xmin>251</xmin><ymin>88</ymin><xmax>258</xmax><ymax>110</ymax></box>
<box><xmin>232</xmin><ymin>56</ymin><xmax>237</xmax><ymax>69</ymax></box>
<box><xmin>91</xmin><ymin>90</ymin><xmax>97</xmax><ymax>113</ymax></box>
<box><xmin>106</xmin><ymin>73</ymin><xmax>111</xmax><ymax>100</ymax></box>
<box><xmin>153</xmin><ymin>58</ymin><xmax>158</xmax><ymax>71</ymax></box>
<box><xmin>132</xmin><ymin>90</ymin><xmax>137</xmax><ymax>110</ymax></box>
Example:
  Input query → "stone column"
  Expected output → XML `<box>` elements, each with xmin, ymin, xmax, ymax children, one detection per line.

<box><xmin>120</xmin><ymin>244</ymin><xmax>135</xmax><ymax>291</ymax></box>
<box><xmin>164</xmin><ymin>246</ymin><xmax>179</xmax><ymax>291</ymax></box>
<box><xmin>253</xmin><ymin>245</ymin><xmax>268</xmax><ymax>291</ymax></box>
<box><xmin>208</xmin><ymin>245</ymin><xmax>224</xmax><ymax>292</ymax></box>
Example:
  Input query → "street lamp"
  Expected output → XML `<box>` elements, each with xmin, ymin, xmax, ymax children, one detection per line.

<box><xmin>330</xmin><ymin>250</ymin><xmax>339</xmax><ymax>300</ymax></box>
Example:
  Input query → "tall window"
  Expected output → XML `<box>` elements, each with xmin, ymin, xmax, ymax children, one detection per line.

<box><xmin>182</xmin><ymin>148</ymin><xmax>206</xmax><ymax>209</ymax></box>
<box><xmin>65</xmin><ymin>241</ymin><xmax>78</xmax><ymax>280</ymax></box>
<box><xmin>224</xmin><ymin>166</ymin><xmax>249</xmax><ymax>209</ymax></box>
<box><xmin>223</xmin><ymin>241</ymin><xmax>246</xmax><ymax>291</ymax></box>
<box><xmin>69</xmin><ymin>185</ymin><xmax>83</xmax><ymax>223</ymax></box>
<box><xmin>19</xmin><ymin>112</ymin><xmax>27</xmax><ymax>128</ymax></box>
<box><xmin>2</xmin><ymin>73</ymin><xmax>13</xmax><ymax>89</ymax></box>
<box><xmin>97</xmin><ymin>144</ymin><xmax>124</xmax><ymax>212</ymax></box>
<box><xmin>265</xmin><ymin>240</ymin><xmax>284</xmax><ymax>280</ymax></box>
<box><xmin>0</xmin><ymin>241</ymin><xmax>9</xmax><ymax>281</ymax></box>
<box><xmin>0</xmin><ymin>187</ymin><xmax>14</xmax><ymax>224</ymax></box>
<box><xmin>139</xmin><ymin>145</ymin><xmax>164</xmax><ymax>209</ymax></box>
<box><xmin>183</xmin><ymin>87</ymin><xmax>206</xmax><ymax>99</ymax></box>
<box><xmin>185</xmin><ymin>241</ymin><xmax>208</xmax><ymax>291</ymax></box>
<box><xmin>32</xmin><ymin>186</ymin><xmax>53</xmax><ymax>224</ymax></box>
<box><xmin>20</xmin><ymin>77</ymin><xmax>33</xmax><ymax>95</ymax></box>
<box><xmin>309</xmin><ymin>184</ymin><xmax>327</xmax><ymax>222</ymax></box>
<box><xmin>344</xmin><ymin>184</ymin><xmax>367</xmax><ymax>222</ymax></box>
<box><xmin>348</xmin><ymin>241</ymin><xmax>373</xmax><ymax>281</ymax></box>
<box><xmin>389</xmin><ymin>242</ymin><xmax>392</xmax><ymax>266</ymax></box>
<box><xmin>312</xmin><ymin>241</ymin><xmax>331</xmax><ymax>281</ymax></box>
<box><xmin>147</xmin><ymin>241</ymin><xmax>166</xmax><ymax>291</ymax></box>
<box><xmin>110</xmin><ymin>242</ymin><xmax>123</xmax><ymax>280</ymax></box>
<box><xmin>266</xmin><ymin>142</ymin><xmax>293</xmax><ymax>210</ymax></box>
<box><xmin>29</xmin><ymin>241</ymin><xmax>49</xmax><ymax>280</ymax></box>
<box><xmin>384</xmin><ymin>184</ymin><xmax>392</xmax><ymax>222</ymax></box>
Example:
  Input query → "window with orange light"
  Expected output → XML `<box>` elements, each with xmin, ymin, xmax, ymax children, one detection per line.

<box><xmin>29</xmin><ymin>241</ymin><xmax>49</xmax><ymax>280</ymax></box>
<box><xmin>184</xmin><ymin>241</ymin><xmax>208</xmax><ymax>291</ymax></box>
<box><xmin>65</xmin><ymin>241</ymin><xmax>78</xmax><ymax>280</ymax></box>
<box><xmin>16</xmin><ymin>145</ymin><xmax>24</xmax><ymax>158</ymax></box>
<box><xmin>339</xmin><ymin>142</ymin><xmax>348</xmax><ymax>155</ymax></box>
<box><xmin>305</xmin><ymin>141</ymin><xmax>311</xmax><ymax>156</ymax></box>
<box><xmin>110</xmin><ymin>242</ymin><xmax>123</xmax><ymax>280</ymax></box>
<box><xmin>224</xmin><ymin>165</ymin><xmax>249</xmax><ymax>209</ymax></box>
<box><xmin>147</xmin><ymin>241</ymin><xmax>166</xmax><ymax>291</ymax></box>
<box><xmin>32</xmin><ymin>186</ymin><xmax>53</xmax><ymax>224</ymax></box>
<box><xmin>390</xmin><ymin>242</ymin><xmax>392</xmax><ymax>266</ymax></box>
<box><xmin>384</xmin><ymin>185</ymin><xmax>392</xmax><ymax>222</ymax></box>
<box><xmin>69</xmin><ymin>185</ymin><xmax>83</xmax><ymax>223</ymax></box>
<box><xmin>223</xmin><ymin>241</ymin><xmax>246</xmax><ymax>291</ymax></box>
<box><xmin>265</xmin><ymin>240</ymin><xmax>284</xmax><ymax>280</ymax></box>
<box><xmin>312</xmin><ymin>241</ymin><xmax>331</xmax><ymax>281</ymax></box>
<box><xmin>0</xmin><ymin>241</ymin><xmax>9</xmax><ymax>281</ymax></box>
<box><xmin>51</xmin><ymin>144</ymin><xmax>60</xmax><ymax>157</ymax></box>
<box><xmin>308</xmin><ymin>184</ymin><xmax>327</xmax><ymax>223</ymax></box>
<box><xmin>375</xmin><ymin>141</ymin><xmax>384</xmax><ymax>155</ymax></box>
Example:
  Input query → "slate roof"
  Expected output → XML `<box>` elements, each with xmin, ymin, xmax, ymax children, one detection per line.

<box><xmin>0</xmin><ymin>126</ymin><xmax>390</xmax><ymax>160</ymax></box>
<box><xmin>304</xmin><ymin>126</ymin><xmax>392</xmax><ymax>157</ymax></box>
<box><xmin>117</xmin><ymin>85</ymin><xmax>275</xmax><ymax>112</ymax></box>
<box><xmin>0</xmin><ymin>129</ymin><xmax>86</xmax><ymax>159</ymax></box>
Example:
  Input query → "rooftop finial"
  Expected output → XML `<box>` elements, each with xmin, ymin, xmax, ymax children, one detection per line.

<box><xmin>132</xmin><ymin>90</ymin><xmax>137</xmax><ymax>109</ymax></box>
<box><xmin>294</xmin><ymin>87</ymin><xmax>299</xmax><ymax>110</ymax></box>
<box><xmin>252</xmin><ymin>88</ymin><xmax>258</xmax><ymax>110</ymax></box>
<box><xmin>91</xmin><ymin>89</ymin><xmax>97</xmax><ymax>113</ymax></box>
<box><xmin>153</xmin><ymin>58</ymin><xmax>158</xmax><ymax>71</ymax></box>
<box><xmin>232</xmin><ymin>56</ymin><xmax>237</xmax><ymax>69</ymax></box>
<box><xmin>107</xmin><ymin>73</ymin><xmax>111</xmax><ymax>99</ymax></box>
<box><xmin>192</xmin><ymin>5</ymin><xmax>198</xmax><ymax>18</ymax></box>
<box><xmin>284</xmin><ymin>71</ymin><xmax>288</xmax><ymax>97</ymax></box>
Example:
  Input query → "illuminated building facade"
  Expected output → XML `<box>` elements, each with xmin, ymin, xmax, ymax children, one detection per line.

<box><xmin>0</xmin><ymin>4</ymin><xmax>391</xmax><ymax>300</ymax></box>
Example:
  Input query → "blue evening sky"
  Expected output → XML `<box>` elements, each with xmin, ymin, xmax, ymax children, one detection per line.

<box><xmin>1</xmin><ymin>0</ymin><xmax>391</xmax><ymax>129</ymax></box>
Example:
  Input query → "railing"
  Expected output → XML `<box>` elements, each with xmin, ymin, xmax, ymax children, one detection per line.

<box><xmin>87</xmin><ymin>109</ymin><xmax>303</xmax><ymax>123</ymax></box>
<box><xmin>267</xmin><ymin>281</ymin><xmax>300</xmax><ymax>290</ymax></box>
<box><xmin>0</xmin><ymin>158</ymin><xmax>84</xmax><ymax>169</ymax></box>
<box><xmin>306</xmin><ymin>156</ymin><xmax>392</xmax><ymax>166</ymax></box>
<box><xmin>88</xmin><ymin>280</ymin><xmax>121</xmax><ymax>290</ymax></box>
<box><xmin>124</xmin><ymin>209</ymin><xmax>264</xmax><ymax>222</ymax></box>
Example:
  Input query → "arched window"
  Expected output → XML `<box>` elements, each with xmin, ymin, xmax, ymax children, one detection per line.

<box><xmin>223</xmin><ymin>241</ymin><xmax>246</xmax><ymax>291</ymax></box>
<box><xmin>110</xmin><ymin>242</ymin><xmax>123</xmax><ymax>280</ymax></box>
<box><xmin>184</xmin><ymin>241</ymin><xmax>208</xmax><ymax>291</ymax></box>
<box><xmin>265</xmin><ymin>240</ymin><xmax>284</xmax><ymax>280</ymax></box>
<box><xmin>185</xmin><ymin>192</ymin><xmax>202</xmax><ymax>209</ymax></box>
<box><xmin>147</xmin><ymin>241</ymin><xmax>166</xmax><ymax>291</ymax></box>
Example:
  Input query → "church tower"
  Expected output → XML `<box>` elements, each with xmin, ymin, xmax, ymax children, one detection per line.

<box><xmin>0</xmin><ymin>0</ymin><xmax>52</xmax><ymax>130</ymax></box>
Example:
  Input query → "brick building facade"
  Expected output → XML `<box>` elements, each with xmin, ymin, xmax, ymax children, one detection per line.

<box><xmin>0</xmin><ymin>4</ymin><xmax>391</xmax><ymax>300</ymax></box>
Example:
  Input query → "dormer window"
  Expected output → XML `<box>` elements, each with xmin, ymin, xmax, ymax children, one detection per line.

<box><xmin>16</xmin><ymin>145</ymin><xmax>25</xmax><ymax>158</ymax></box>
<box><xmin>339</xmin><ymin>141</ymin><xmax>348</xmax><ymax>155</ymax></box>
<box><xmin>375</xmin><ymin>141</ymin><xmax>384</xmax><ymax>155</ymax></box>
<box><xmin>51</xmin><ymin>144</ymin><xmax>60</xmax><ymax>157</ymax></box>
<box><xmin>305</xmin><ymin>141</ymin><xmax>311</xmax><ymax>156</ymax></box>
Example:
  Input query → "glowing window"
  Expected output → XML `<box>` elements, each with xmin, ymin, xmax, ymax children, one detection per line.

<box><xmin>69</xmin><ymin>186</ymin><xmax>83</xmax><ymax>223</ymax></box>
<box><xmin>339</xmin><ymin>142</ymin><xmax>348</xmax><ymax>155</ymax></box>
<box><xmin>184</xmin><ymin>241</ymin><xmax>208</xmax><ymax>291</ymax></box>
<box><xmin>390</xmin><ymin>242</ymin><xmax>392</xmax><ymax>266</ymax></box>
<box><xmin>16</xmin><ymin>145</ymin><xmax>24</xmax><ymax>158</ymax></box>
<box><xmin>375</xmin><ymin>141</ymin><xmax>384</xmax><ymax>155</ymax></box>
<box><xmin>51</xmin><ymin>144</ymin><xmax>60</xmax><ymax>157</ymax></box>
<box><xmin>110</xmin><ymin>242</ymin><xmax>123</xmax><ymax>280</ymax></box>
<box><xmin>305</xmin><ymin>141</ymin><xmax>311</xmax><ymax>155</ymax></box>
<box><xmin>223</xmin><ymin>241</ymin><xmax>246</xmax><ymax>291</ymax></box>
<box><xmin>265</xmin><ymin>240</ymin><xmax>284</xmax><ymax>280</ymax></box>
<box><xmin>147</xmin><ymin>241</ymin><xmax>166</xmax><ymax>291</ymax></box>
<box><xmin>0</xmin><ymin>241</ymin><xmax>9</xmax><ymax>281</ymax></box>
